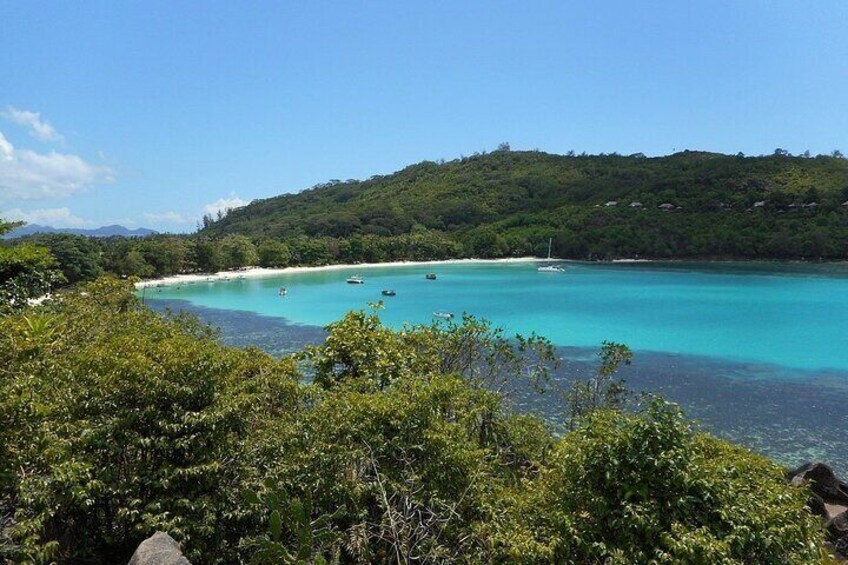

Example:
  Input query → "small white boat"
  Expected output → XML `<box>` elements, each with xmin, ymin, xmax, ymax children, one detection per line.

<box><xmin>346</xmin><ymin>275</ymin><xmax>365</xmax><ymax>284</ymax></box>
<box><xmin>381</xmin><ymin>289</ymin><xmax>396</xmax><ymax>296</ymax></box>
<box><xmin>278</xmin><ymin>287</ymin><xmax>287</xmax><ymax>296</ymax></box>
<box><xmin>433</xmin><ymin>311</ymin><xmax>454</xmax><ymax>320</ymax></box>
<box><xmin>538</xmin><ymin>238</ymin><xmax>565</xmax><ymax>273</ymax></box>
<box><xmin>538</xmin><ymin>264</ymin><xmax>565</xmax><ymax>273</ymax></box>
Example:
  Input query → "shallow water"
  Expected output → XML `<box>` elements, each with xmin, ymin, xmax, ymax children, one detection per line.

<box><xmin>145</xmin><ymin>261</ymin><xmax>848</xmax><ymax>473</ymax></box>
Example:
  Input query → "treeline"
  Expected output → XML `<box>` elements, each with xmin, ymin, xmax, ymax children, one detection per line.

<box><xmin>0</xmin><ymin>279</ymin><xmax>822</xmax><ymax>563</ymax></box>
<box><xmin>6</xmin><ymin>231</ymin><xmax>464</xmax><ymax>282</ymax></box>
<box><xmin>12</xmin><ymin>204</ymin><xmax>848</xmax><ymax>288</ymax></box>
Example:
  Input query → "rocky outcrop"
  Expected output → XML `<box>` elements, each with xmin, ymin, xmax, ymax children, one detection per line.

<box><xmin>790</xmin><ymin>462</ymin><xmax>848</xmax><ymax>561</ymax></box>
<box><xmin>127</xmin><ymin>531</ymin><xmax>191</xmax><ymax>565</ymax></box>
<box><xmin>790</xmin><ymin>462</ymin><xmax>848</xmax><ymax>505</ymax></box>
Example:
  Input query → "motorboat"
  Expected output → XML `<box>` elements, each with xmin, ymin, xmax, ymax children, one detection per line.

<box><xmin>433</xmin><ymin>311</ymin><xmax>454</xmax><ymax>320</ymax></box>
<box><xmin>346</xmin><ymin>275</ymin><xmax>365</xmax><ymax>284</ymax></box>
<box><xmin>381</xmin><ymin>289</ymin><xmax>396</xmax><ymax>296</ymax></box>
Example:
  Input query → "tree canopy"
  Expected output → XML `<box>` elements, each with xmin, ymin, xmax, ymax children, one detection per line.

<box><xmin>196</xmin><ymin>149</ymin><xmax>848</xmax><ymax>261</ymax></box>
<box><xmin>0</xmin><ymin>219</ymin><xmax>65</xmax><ymax>314</ymax></box>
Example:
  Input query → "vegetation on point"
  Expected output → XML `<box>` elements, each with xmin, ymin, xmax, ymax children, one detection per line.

<box><xmin>0</xmin><ymin>220</ymin><xmax>64</xmax><ymax>314</ymax></box>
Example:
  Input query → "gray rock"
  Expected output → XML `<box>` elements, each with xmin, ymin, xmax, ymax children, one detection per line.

<box><xmin>789</xmin><ymin>462</ymin><xmax>848</xmax><ymax>506</ymax></box>
<box><xmin>827</xmin><ymin>510</ymin><xmax>848</xmax><ymax>541</ymax></box>
<box><xmin>127</xmin><ymin>531</ymin><xmax>191</xmax><ymax>565</ymax></box>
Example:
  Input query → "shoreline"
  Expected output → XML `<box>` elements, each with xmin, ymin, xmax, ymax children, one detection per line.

<box><xmin>135</xmin><ymin>257</ymin><xmax>547</xmax><ymax>288</ymax></box>
<box><xmin>132</xmin><ymin>255</ymin><xmax>848</xmax><ymax>289</ymax></box>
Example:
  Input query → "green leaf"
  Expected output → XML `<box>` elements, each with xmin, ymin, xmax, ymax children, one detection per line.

<box><xmin>269</xmin><ymin>509</ymin><xmax>282</xmax><ymax>542</ymax></box>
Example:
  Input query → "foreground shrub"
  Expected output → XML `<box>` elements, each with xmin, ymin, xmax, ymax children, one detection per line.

<box><xmin>0</xmin><ymin>278</ymin><xmax>299</xmax><ymax>563</ymax></box>
<box><xmin>490</xmin><ymin>401</ymin><xmax>822</xmax><ymax>564</ymax></box>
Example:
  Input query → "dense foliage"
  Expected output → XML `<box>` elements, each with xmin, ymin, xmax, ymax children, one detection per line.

<box><xmin>200</xmin><ymin>149</ymin><xmax>848</xmax><ymax>261</ymax></box>
<box><xmin>0</xmin><ymin>280</ymin><xmax>824</xmax><ymax>563</ymax></box>
<box><xmin>5</xmin><ymin>150</ymin><xmax>848</xmax><ymax>288</ymax></box>
<box><xmin>492</xmin><ymin>402</ymin><xmax>822</xmax><ymax>563</ymax></box>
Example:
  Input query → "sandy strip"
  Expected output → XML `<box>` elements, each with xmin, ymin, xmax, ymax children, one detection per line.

<box><xmin>135</xmin><ymin>257</ymin><xmax>547</xmax><ymax>288</ymax></box>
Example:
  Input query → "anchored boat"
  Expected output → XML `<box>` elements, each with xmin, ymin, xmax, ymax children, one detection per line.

<box><xmin>538</xmin><ymin>238</ymin><xmax>565</xmax><ymax>273</ymax></box>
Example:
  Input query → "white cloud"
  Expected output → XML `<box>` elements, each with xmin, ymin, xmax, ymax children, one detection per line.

<box><xmin>143</xmin><ymin>210</ymin><xmax>192</xmax><ymax>225</ymax></box>
<box><xmin>2</xmin><ymin>106</ymin><xmax>64</xmax><ymax>142</ymax></box>
<box><xmin>0</xmin><ymin>130</ymin><xmax>114</xmax><ymax>201</ymax></box>
<box><xmin>203</xmin><ymin>195</ymin><xmax>249</xmax><ymax>217</ymax></box>
<box><xmin>3</xmin><ymin>206</ymin><xmax>93</xmax><ymax>228</ymax></box>
<box><xmin>0</xmin><ymin>133</ymin><xmax>12</xmax><ymax>160</ymax></box>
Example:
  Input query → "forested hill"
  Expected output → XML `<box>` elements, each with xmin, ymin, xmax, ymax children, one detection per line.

<box><xmin>200</xmin><ymin>149</ymin><xmax>848</xmax><ymax>259</ymax></box>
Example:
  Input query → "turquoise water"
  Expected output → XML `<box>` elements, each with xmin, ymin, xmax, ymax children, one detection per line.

<box><xmin>145</xmin><ymin>261</ymin><xmax>848</xmax><ymax>373</ymax></box>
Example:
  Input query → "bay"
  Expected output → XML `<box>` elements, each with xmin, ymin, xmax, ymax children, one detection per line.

<box><xmin>145</xmin><ymin>260</ymin><xmax>848</xmax><ymax>473</ymax></box>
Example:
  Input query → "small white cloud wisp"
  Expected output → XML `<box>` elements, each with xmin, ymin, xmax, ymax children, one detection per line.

<box><xmin>203</xmin><ymin>195</ymin><xmax>249</xmax><ymax>217</ymax></box>
<box><xmin>143</xmin><ymin>210</ymin><xmax>192</xmax><ymax>225</ymax></box>
<box><xmin>2</xmin><ymin>106</ymin><xmax>64</xmax><ymax>142</ymax></box>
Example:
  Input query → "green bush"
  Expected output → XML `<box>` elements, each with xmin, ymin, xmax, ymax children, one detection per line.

<box><xmin>0</xmin><ymin>244</ymin><xmax>64</xmax><ymax>314</ymax></box>
<box><xmin>490</xmin><ymin>401</ymin><xmax>822</xmax><ymax>564</ymax></box>
<box><xmin>0</xmin><ymin>278</ymin><xmax>299</xmax><ymax>563</ymax></box>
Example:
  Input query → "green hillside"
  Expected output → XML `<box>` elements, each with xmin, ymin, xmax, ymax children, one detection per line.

<box><xmin>11</xmin><ymin>150</ymin><xmax>848</xmax><ymax>284</ymax></box>
<box><xmin>202</xmin><ymin>149</ymin><xmax>848</xmax><ymax>260</ymax></box>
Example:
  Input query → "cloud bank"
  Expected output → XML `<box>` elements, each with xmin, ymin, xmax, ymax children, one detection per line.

<box><xmin>3</xmin><ymin>206</ymin><xmax>93</xmax><ymax>228</ymax></box>
<box><xmin>0</xmin><ymin>131</ymin><xmax>114</xmax><ymax>201</ymax></box>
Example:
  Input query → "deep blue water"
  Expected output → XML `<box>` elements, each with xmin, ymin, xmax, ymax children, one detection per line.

<box><xmin>145</xmin><ymin>261</ymin><xmax>848</xmax><ymax>473</ymax></box>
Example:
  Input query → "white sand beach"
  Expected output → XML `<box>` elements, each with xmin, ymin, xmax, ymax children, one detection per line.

<box><xmin>134</xmin><ymin>257</ymin><xmax>546</xmax><ymax>288</ymax></box>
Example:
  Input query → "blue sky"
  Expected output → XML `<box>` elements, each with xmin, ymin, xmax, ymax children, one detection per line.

<box><xmin>1</xmin><ymin>1</ymin><xmax>846</xmax><ymax>232</ymax></box>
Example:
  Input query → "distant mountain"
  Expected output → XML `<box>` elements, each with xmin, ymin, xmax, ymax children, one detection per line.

<box><xmin>3</xmin><ymin>224</ymin><xmax>157</xmax><ymax>239</ymax></box>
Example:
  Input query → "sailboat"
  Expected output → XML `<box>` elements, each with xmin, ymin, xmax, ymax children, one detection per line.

<box><xmin>538</xmin><ymin>238</ymin><xmax>565</xmax><ymax>273</ymax></box>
